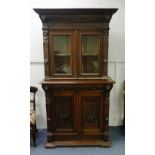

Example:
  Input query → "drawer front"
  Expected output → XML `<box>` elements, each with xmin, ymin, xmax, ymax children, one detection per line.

<box><xmin>42</xmin><ymin>84</ymin><xmax>106</xmax><ymax>92</ymax></box>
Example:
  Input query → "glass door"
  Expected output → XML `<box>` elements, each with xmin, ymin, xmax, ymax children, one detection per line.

<box><xmin>49</xmin><ymin>31</ymin><xmax>75</xmax><ymax>77</ymax></box>
<box><xmin>79</xmin><ymin>32</ymin><xmax>102</xmax><ymax>77</ymax></box>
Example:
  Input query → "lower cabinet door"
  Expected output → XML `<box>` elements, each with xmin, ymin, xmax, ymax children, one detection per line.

<box><xmin>79</xmin><ymin>91</ymin><xmax>104</xmax><ymax>140</ymax></box>
<box><xmin>52</xmin><ymin>91</ymin><xmax>78</xmax><ymax>140</ymax></box>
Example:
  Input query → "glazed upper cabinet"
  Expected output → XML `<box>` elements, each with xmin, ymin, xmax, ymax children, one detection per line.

<box><xmin>34</xmin><ymin>9</ymin><xmax>118</xmax><ymax>79</ymax></box>
<box><xmin>48</xmin><ymin>31</ymin><xmax>103</xmax><ymax>77</ymax></box>
<box><xmin>34</xmin><ymin>8</ymin><xmax>118</xmax><ymax>148</ymax></box>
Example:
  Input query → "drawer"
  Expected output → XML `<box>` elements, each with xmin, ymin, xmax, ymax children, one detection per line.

<box><xmin>42</xmin><ymin>84</ymin><xmax>105</xmax><ymax>92</ymax></box>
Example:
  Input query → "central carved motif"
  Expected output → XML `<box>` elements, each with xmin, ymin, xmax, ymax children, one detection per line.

<box><xmin>86</xmin><ymin>111</ymin><xmax>97</xmax><ymax>123</ymax></box>
<box><xmin>59</xmin><ymin>112</ymin><xmax>69</xmax><ymax>121</ymax></box>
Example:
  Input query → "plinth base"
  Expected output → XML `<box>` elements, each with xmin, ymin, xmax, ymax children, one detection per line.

<box><xmin>45</xmin><ymin>140</ymin><xmax>112</xmax><ymax>148</ymax></box>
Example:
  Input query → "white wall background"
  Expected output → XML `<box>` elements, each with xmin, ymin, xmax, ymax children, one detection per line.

<box><xmin>30</xmin><ymin>0</ymin><xmax>125</xmax><ymax>128</ymax></box>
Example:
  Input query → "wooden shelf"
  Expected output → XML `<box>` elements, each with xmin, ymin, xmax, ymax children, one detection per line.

<box><xmin>55</xmin><ymin>54</ymin><xmax>70</xmax><ymax>56</ymax></box>
<box><xmin>82</xmin><ymin>54</ymin><xmax>98</xmax><ymax>56</ymax></box>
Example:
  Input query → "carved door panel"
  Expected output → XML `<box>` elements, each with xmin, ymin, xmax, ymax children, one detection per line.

<box><xmin>52</xmin><ymin>91</ymin><xmax>77</xmax><ymax>133</ymax></box>
<box><xmin>79</xmin><ymin>91</ymin><xmax>104</xmax><ymax>140</ymax></box>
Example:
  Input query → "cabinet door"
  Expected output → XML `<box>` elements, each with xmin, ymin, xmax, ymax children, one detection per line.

<box><xmin>79</xmin><ymin>91</ymin><xmax>104</xmax><ymax>140</ymax></box>
<box><xmin>49</xmin><ymin>31</ymin><xmax>76</xmax><ymax>77</ymax></box>
<box><xmin>78</xmin><ymin>31</ymin><xmax>103</xmax><ymax>77</ymax></box>
<box><xmin>52</xmin><ymin>91</ymin><xmax>77</xmax><ymax>133</ymax></box>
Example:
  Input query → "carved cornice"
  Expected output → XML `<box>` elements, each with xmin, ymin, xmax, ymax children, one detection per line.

<box><xmin>34</xmin><ymin>8</ymin><xmax>118</xmax><ymax>24</ymax></box>
<box><xmin>44</xmin><ymin>22</ymin><xmax>110</xmax><ymax>31</ymax></box>
<box><xmin>39</xmin><ymin>15</ymin><xmax>112</xmax><ymax>24</ymax></box>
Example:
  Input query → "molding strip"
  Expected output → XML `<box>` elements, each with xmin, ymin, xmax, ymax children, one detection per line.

<box><xmin>30</xmin><ymin>61</ymin><xmax>125</xmax><ymax>64</ymax></box>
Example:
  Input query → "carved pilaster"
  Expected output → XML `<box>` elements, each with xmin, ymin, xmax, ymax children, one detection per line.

<box><xmin>103</xmin><ymin>23</ymin><xmax>110</xmax><ymax>75</ymax></box>
<box><xmin>103</xmin><ymin>85</ymin><xmax>112</xmax><ymax>142</ymax></box>
<box><xmin>43</xmin><ymin>30</ymin><xmax>50</xmax><ymax>77</ymax></box>
<box><xmin>103</xmin><ymin>29</ymin><xmax>109</xmax><ymax>37</ymax></box>
<box><xmin>103</xmin><ymin>23</ymin><xmax>110</xmax><ymax>37</ymax></box>
<box><xmin>104</xmin><ymin>93</ymin><xmax>110</xmax><ymax>105</ymax></box>
<box><xmin>43</xmin><ymin>30</ymin><xmax>48</xmax><ymax>42</ymax></box>
<box><xmin>43</xmin><ymin>86</ymin><xmax>53</xmax><ymax>135</ymax></box>
<box><xmin>104</xmin><ymin>85</ymin><xmax>112</xmax><ymax>105</ymax></box>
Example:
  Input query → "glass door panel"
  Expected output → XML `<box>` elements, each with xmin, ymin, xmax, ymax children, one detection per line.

<box><xmin>53</xmin><ymin>35</ymin><xmax>71</xmax><ymax>74</ymax></box>
<box><xmin>81</xmin><ymin>34</ymin><xmax>100</xmax><ymax>75</ymax></box>
<box><xmin>50</xmin><ymin>34</ymin><xmax>72</xmax><ymax>76</ymax></box>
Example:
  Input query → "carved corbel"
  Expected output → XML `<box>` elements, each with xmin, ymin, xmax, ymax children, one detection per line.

<box><xmin>104</xmin><ymin>14</ymin><xmax>112</xmax><ymax>23</ymax></box>
<box><xmin>40</xmin><ymin>15</ymin><xmax>49</xmax><ymax>23</ymax></box>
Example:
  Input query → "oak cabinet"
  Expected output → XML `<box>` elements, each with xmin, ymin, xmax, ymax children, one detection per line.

<box><xmin>34</xmin><ymin>8</ymin><xmax>117</xmax><ymax>147</ymax></box>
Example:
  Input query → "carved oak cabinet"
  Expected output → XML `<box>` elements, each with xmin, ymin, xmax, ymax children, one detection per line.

<box><xmin>34</xmin><ymin>9</ymin><xmax>117</xmax><ymax>148</ymax></box>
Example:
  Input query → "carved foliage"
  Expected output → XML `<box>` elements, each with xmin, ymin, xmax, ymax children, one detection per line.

<box><xmin>59</xmin><ymin>112</ymin><xmax>69</xmax><ymax>121</ymax></box>
<box><xmin>55</xmin><ymin>96</ymin><xmax>74</xmax><ymax>129</ymax></box>
<box><xmin>86</xmin><ymin>111</ymin><xmax>97</xmax><ymax>123</ymax></box>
